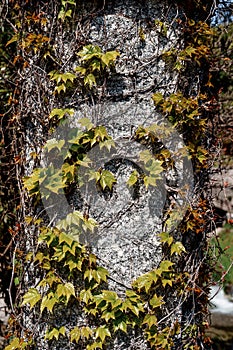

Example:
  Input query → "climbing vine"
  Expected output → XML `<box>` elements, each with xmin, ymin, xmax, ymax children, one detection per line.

<box><xmin>1</xmin><ymin>0</ymin><xmax>220</xmax><ymax>349</ymax></box>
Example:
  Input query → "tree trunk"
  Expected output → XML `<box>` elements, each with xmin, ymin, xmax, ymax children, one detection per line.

<box><xmin>3</xmin><ymin>1</ymin><xmax>214</xmax><ymax>349</ymax></box>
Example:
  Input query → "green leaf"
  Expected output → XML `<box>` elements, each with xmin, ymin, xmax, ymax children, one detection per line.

<box><xmin>101</xmin><ymin>310</ymin><xmax>116</xmax><ymax>322</ymax></box>
<box><xmin>152</xmin><ymin>92</ymin><xmax>164</xmax><ymax>105</ymax></box>
<box><xmin>70</xmin><ymin>327</ymin><xmax>81</xmax><ymax>343</ymax></box>
<box><xmin>99</xmin><ymin>139</ymin><xmax>115</xmax><ymax>151</ymax></box>
<box><xmin>139</xmin><ymin>149</ymin><xmax>152</xmax><ymax>164</ymax></box>
<box><xmin>127</xmin><ymin>170</ymin><xmax>139</xmax><ymax>187</ymax></box>
<box><xmin>86</xmin><ymin>342</ymin><xmax>103</xmax><ymax>350</ymax></box>
<box><xmin>80</xmin><ymin>289</ymin><xmax>93</xmax><ymax>304</ymax></box>
<box><xmin>96</xmin><ymin>266</ymin><xmax>108</xmax><ymax>282</ymax></box>
<box><xmin>159</xmin><ymin>260</ymin><xmax>174</xmax><ymax>271</ymax></box>
<box><xmin>122</xmin><ymin>299</ymin><xmax>140</xmax><ymax>316</ymax></box>
<box><xmin>49</xmin><ymin>108</ymin><xmax>74</xmax><ymax>120</ymax></box>
<box><xmin>144</xmin><ymin>175</ymin><xmax>159</xmax><ymax>188</ymax></box>
<box><xmin>133</xmin><ymin>273</ymin><xmax>155</xmax><ymax>293</ymax></box>
<box><xmin>101</xmin><ymin>51</ymin><xmax>120</xmax><ymax>66</ymax></box>
<box><xmin>40</xmin><ymin>294</ymin><xmax>58</xmax><ymax>313</ymax></box>
<box><xmin>83</xmin><ymin>217</ymin><xmax>98</xmax><ymax>232</ymax></box>
<box><xmin>44</xmin><ymin>170</ymin><xmax>66</xmax><ymax>194</ymax></box>
<box><xmin>58</xmin><ymin>232</ymin><xmax>74</xmax><ymax>246</ymax></box>
<box><xmin>158</xmin><ymin>232</ymin><xmax>173</xmax><ymax>246</ymax></box>
<box><xmin>99</xmin><ymin>170</ymin><xmax>116</xmax><ymax>190</ymax></box>
<box><xmin>113</xmin><ymin>319</ymin><xmax>127</xmax><ymax>333</ymax></box>
<box><xmin>95</xmin><ymin>326</ymin><xmax>111</xmax><ymax>342</ymax></box>
<box><xmin>54</xmin><ymin>83</ymin><xmax>66</xmax><ymax>94</ymax></box>
<box><xmin>23</xmin><ymin>168</ymin><xmax>46</xmax><ymax>194</ymax></box>
<box><xmin>185</xmin><ymin>46</ymin><xmax>197</xmax><ymax>57</ymax></box>
<box><xmin>56</xmin><ymin>282</ymin><xmax>76</xmax><ymax>302</ymax></box>
<box><xmin>45</xmin><ymin>327</ymin><xmax>65</xmax><ymax>340</ymax></box>
<box><xmin>149</xmin><ymin>294</ymin><xmax>164</xmax><ymax>309</ymax></box>
<box><xmin>84</xmin><ymin>73</ymin><xmax>96</xmax><ymax>87</ymax></box>
<box><xmin>44</xmin><ymin>138</ymin><xmax>65</xmax><ymax>152</ymax></box>
<box><xmin>162</xmin><ymin>279</ymin><xmax>173</xmax><ymax>287</ymax></box>
<box><xmin>60</xmin><ymin>72</ymin><xmax>76</xmax><ymax>83</ymax></box>
<box><xmin>78</xmin><ymin>117</ymin><xmax>94</xmax><ymax>130</ymax></box>
<box><xmin>144</xmin><ymin>159</ymin><xmax>163</xmax><ymax>175</ymax></box>
<box><xmin>142</xmin><ymin>314</ymin><xmax>158</xmax><ymax>328</ymax></box>
<box><xmin>77</xmin><ymin>45</ymin><xmax>102</xmax><ymax>61</ymax></box>
<box><xmin>94</xmin><ymin>125</ymin><xmax>108</xmax><ymax>141</ymax></box>
<box><xmin>21</xmin><ymin>288</ymin><xmax>41</xmax><ymax>309</ymax></box>
<box><xmin>75</xmin><ymin>66</ymin><xmax>87</xmax><ymax>75</ymax></box>
<box><xmin>4</xmin><ymin>337</ymin><xmax>23</xmax><ymax>350</ymax></box>
<box><xmin>90</xmin><ymin>59</ymin><xmax>102</xmax><ymax>71</ymax></box>
<box><xmin>81</xmin><ymin>326</ymin><xmax>92</xmax><ymax>340</ymax></box>
<box><xmin>170</xmin><ymin>241</ymin><xmax>186</xmax><ymax>256</ymax></box>
<box><xmin>102</xmin><ymin>291</ymin><xmax>121</xmax><ymax>307</ymax></box>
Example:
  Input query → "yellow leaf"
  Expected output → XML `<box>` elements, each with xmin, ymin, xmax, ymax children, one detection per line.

<box><xmin>21</xmin><ymin>288</ymin><xmax>41</xmax><ymax>309</ymax></box>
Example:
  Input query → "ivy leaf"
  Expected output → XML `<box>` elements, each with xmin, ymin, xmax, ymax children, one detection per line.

<box><xmin>45</xmin><ymin>327</ymin><xmax>65</xmax><ymax>340</ymax></box>
<box><xmin>159</xmin><ymin>260</ymin><xmax>174</xmax><ymax>272</ymax></box>
<box><xmin>133</xmin><ymin>273</ymin><xmax>155</xmax><ymax>293</ymax></box>
<box><xmin>78</xmin><ymin>117</ymin><xmax>94</xmax><ymax>130</ymax></box>
<box><xmin>81</xmin><ymin>327</ymin><xmax>93</xmax><ymax>340</ymax></box>
<box><xmin>21</xmin><ymin>288</ymin><xmax>41</xmax><ymax>309</ymax></box>
<box><xmin>54</xmin><ymin>83</ymin><xmax>66</xmax><ymax>94</ymax></box>
<box><xmin>101</xmin><ymin>51</ymin><xmax>120</xmax><ymax>65</ymax></box>
<box><xmin>127</xmin><ymin>170</ymin><xmax>139</xmax><ymax>187</ymax></box>
<box><xmin>144</xmin><ymin>175</ymin><xmax>159</xmax><ymax>188</ymax></box>
<box><xmin>152</xmin><ymin>92</ymin><xmax>164</xmax><ymax>105</ymax></box>
<box><xmin>56</xmin><ymin>282</ymin><xmax>76</xmax><ymax>302</ymax></box>
<box><xmin>58</xmin><ymin>232</ymin><xmax>73</xmax><ymax>246</ymax></box>
<box><xmin>162</xmin><ymin>279</ymin><xmax>173</xmax><ymax>288</ymax></box>
<box><xmin>95</xmin><ymin>326</ymin><xmax>111</xmax><ymax>342</ymax></box>
<box><xmin>44</xmin><ymin>170</ymin><xmax>66</xmax><ymax>194</ymax></box>
<box><xmin>4</xmin><ymin>337</ymin><xmax>28</xmax><ymax>350</ymax></box>
<box><xmin>44</xmin><ymin>138</ymin><xmax>65</xmax><ymax>152</ymax></box>
<box><xmin>158</xmin><ymin>232</ymin><xmax>173</xmax><ymax>246</ymax></box>
<box><xmin>101</xmin><ymin>310</ymin><xmax>116</xmax><ymax>322</ymax></box>
<box><xmin>70</xmin><ymin>327</ymin><xmax>81</xmax><ymax>343</ymax></box>
<box><xmin>40</xmin><ymin>294</ymin><xmax>58</xmax><ymax>313</ymax></box>
<box><xmin>185</xmin><ymin>46</ymin><xmax>197</xmax><ymax>57</ymax></box>
<box><xmin>122</xmin><ymin>299</ymin><xmax>140</xmax><ymax>316</ymax></box>
<box><xmin>99</xmin><ymin>170</ymin><xmax>116</xmax><ymax>190</ymax></box>
<box><xmin>94</xmin><ymin>126</ymin><xmax>108</xmax><ymax>141</ymax></box>
<box><xmin>142</xmin><ymin>314</ymin><xmax>158</xmax><ymax>328</ymax></box>
<box><xmin>62</xmin><ymin>163</ymin><xmax>75</xmax><ymax>179</ymax></box>
<box><xmin>77</xmin><ymin>44</ymin><xmax>102</xmax><ymax>61</ymax></box>
<box><xmin>80</xmin><ymin>289</ymin><xmax>93</xmax><ymax>304</ymax></box>
<box><xmin>144</xmin><ymin>159</ymin><xmax>163</xmax><ymax>175</ymax></box>
<box><xmin>102</xmin><ymin>290</ymin><xmax>122</xmax><ymax>308</ymax></box>
<box><xmin>139</xmin><ymin>149</ymin><xmax>153</xmax><ymax>164</ymax></box>
<box><xmin>75</xmin><ymin>66</ymin><xmax>87</xmax><ymax>75</ymax></box>
<box><xmin>99</xmin><ymin>139</ymin><xmax>115</xmax><ymax>151</ymax></box>
<box><xmin>113</xmin><ymin>319</ymin><xmax>127</xmax><ymax>333</ymax></box>
<box><xmin>149</xmin><ymin>294</ymin><xmax>164</xmax><ymax>309</ymax></box>
<box><xmin>170</xmin><ymin>242</ymin><xmax>186</xmax><ymax>256</ymax></box>
<box><xmin>6</xmin><ymin>33</ymin><xmax>19</xmax><ymax>46</ymax></box>
<box><xmin>49</xmin><ymin>108</ymin><xmax>74</xmax><ymax>120</ymax></box>
<box><xmin>96</xmin><ymin>266</ymin><xmax>108</xmax><ymax>282</ymax></box>
<box><xmin>84</xmin><ymin>73</ymin><xmax>96</xmax><ymax>87</ymax></box>
<box><xmin>83</xmin><ymin>217</ymin><xmax>98</xmax><ymax>232</ymax></box>
<box><xmin>60</xmin><ymin>72</ymin><xmax>76</xmax><ymax>83</ymax></box>
<box><xmin>90</xmin><ymin>59</ymin><xmax>102</xmax><ymax>71</ymax></box>
<box><xmin>86</xmin><ymin>342</ymin><xmax>103</xmax><ymax>350</ymax></box>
